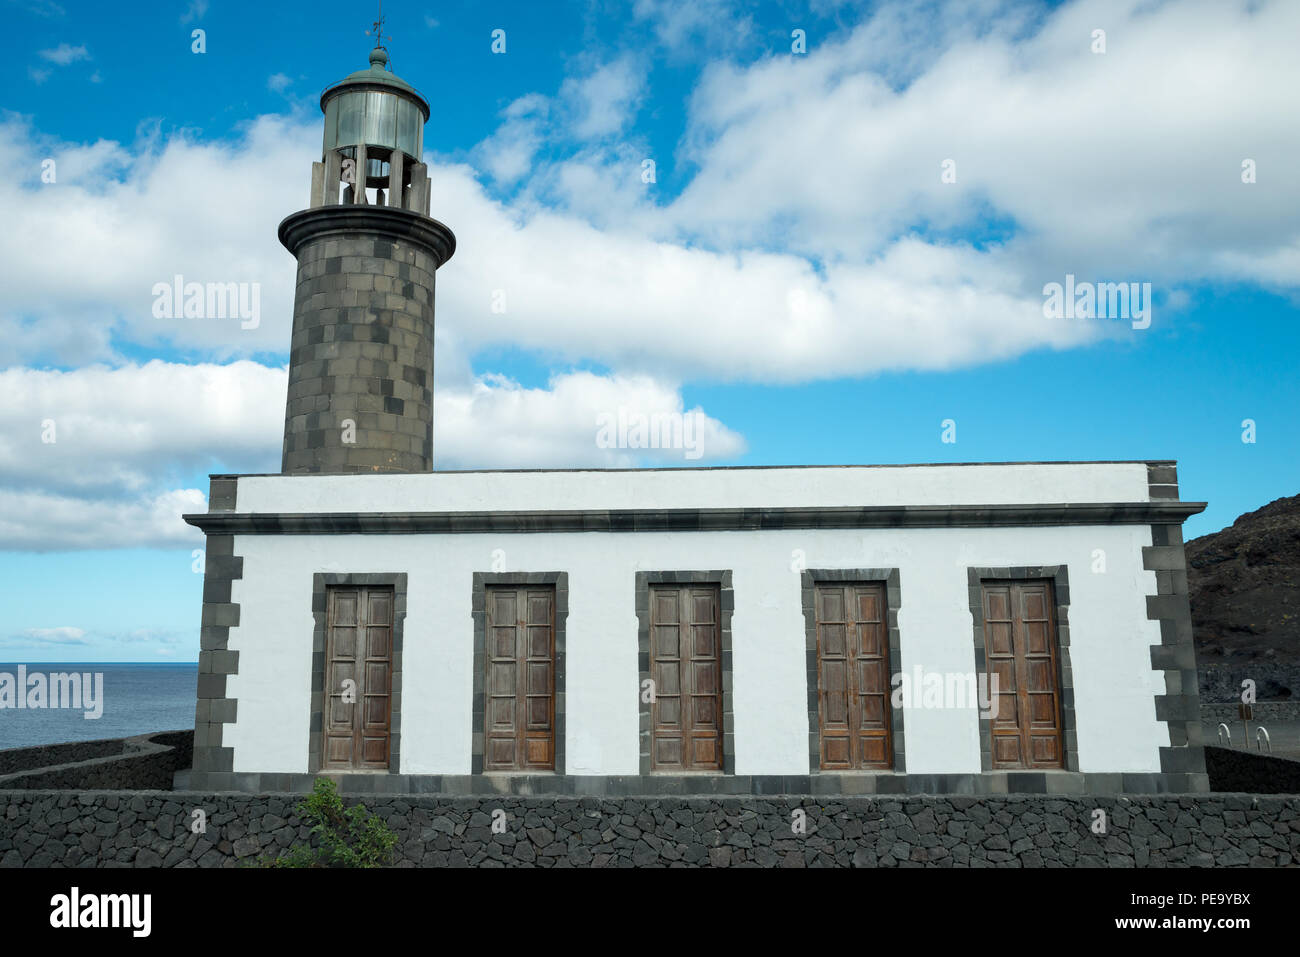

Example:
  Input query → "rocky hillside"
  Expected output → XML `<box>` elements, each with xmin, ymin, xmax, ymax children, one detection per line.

<box><xmin>1188</xmin><ymin>494</ymin><xmax>1300</xmax><ymax>701</ymax></box>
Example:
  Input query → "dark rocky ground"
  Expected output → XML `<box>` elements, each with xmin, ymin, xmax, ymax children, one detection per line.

<box><xmin>1189</xmin><ymin>493</ymin><xmax>1299</xmax><ymax>702</ymax></box>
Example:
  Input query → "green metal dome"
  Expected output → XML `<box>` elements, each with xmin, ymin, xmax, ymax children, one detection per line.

<box><xmin>320</xmin><ymin>47</ymin><xmax>429</xmax><ymax>121</ymax></box>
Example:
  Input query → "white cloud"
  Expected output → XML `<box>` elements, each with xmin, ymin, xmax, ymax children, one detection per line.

<box><xmin>1211</xmin><ymin>239</ymin><xmax>1300</xmax><ymax>288</ymax></box>
<box><xmin>633</xmin><ymin>0</ymin><xmax>757</xmax><ymax>57</ymax></box>
<box><xmin>0</xmin><ymin>113</ymin><xmax>314</xmax><ymax>364</ymax></box>
<box><xmin>267</xmin><ymin>73</ymin><xmax>292</xmax><ymax>93</ymax></box>
<box><xmin>13</xmin><ymin>1</ymin><xmax>1295</xmax><ymax>384</ymax></box>
<box><xmin>668</xmin><ymin>0</ymin><xmax>1300</xmax><ymax>285</ymax></box>
<box><xmin>0</xmin><ymin>360</ymin><xmax>285</xmax><ymax>496</ymax></box>
<box><xmin>472</xmin><ymin>57</ymin><xmax>648</xmax><ymax>204</ymax></box>
<box><xmin>0</xmin><ymin>486</ymin><xmax>207</xmax><ymax>551</ymax></box>
<box><xmin>0</xmin><ymin>360</ymin><xmax>745</xmax><ymax>548</ymax></box>
<box><xmin>12</xmin><ymin>627</ymin><xmax>87</xmax><ymax>645</ymax></box>
<box><xmin>435</xmin><ymin>370</ymin><xmax>746</xmax><ymax>467</ymax></box>
<box><xmin>3</xmin><ymin>625</ymin><xmax>187</xmax><ymax>653</ymax></box>
<box><xmin>2</xmin><ymin>0</ymin><xmax>1298</xmax><ymax>556</ymax></box>
<box><xmin>38</xmin><ymin>43</ymin><xmax>89</xmax><ymax>65</ymax></box>
<box><xmin>561</xmin><ymin>56</ymin><xmax>646</xmax><ymax>139</ymax></box>
<box><xmin>179</xmin><ymin>0</ymin><xmax>208</xmax><ymax>24</ymax></box>
<box><xmin>108</xmin><ymin>628</ymin><xmax>187</xmax><ymax>647</ymax></box>
<box><xmin>440</xmin><ymin>0</ymin><xmax>1295</xmax><ymax>380</ymax></box>
<box><xmin>428</xmin><ymin>170</ymin><xmax>1104</xmax><ymax>382</ymax></box>
<box><xmin>473</xmin><ymin>94</ymin><xmax>549</xmax><ymax>187</ymax></box>
<box><xmin>22</xmin><ymin>0</ymin><xmax>66</xmax><ymax>16</ymax></box>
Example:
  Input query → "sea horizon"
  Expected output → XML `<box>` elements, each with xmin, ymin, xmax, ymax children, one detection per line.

<box><xmin>0</xmin><ymin>662</ymin><xmax>198</xmax><ymax>751</ymax></box>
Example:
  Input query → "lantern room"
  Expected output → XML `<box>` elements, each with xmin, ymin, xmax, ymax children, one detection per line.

<box><xmin>308</xmin><ymin>47</ymin><xmax>432</xmax><ymax>213</ymax></box>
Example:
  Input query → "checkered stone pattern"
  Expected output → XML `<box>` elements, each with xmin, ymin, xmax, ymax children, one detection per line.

<box><xmin>281</xmin><ymin>232</ymin><xmax>440</xmax><ymax>474</ymax></box>
<box><xmin>189</xmin><ymin>476</ymin><xmax>242</xmax><ymax>790</ymax></box>
<box><xmin>1144</xmin><ymin>463</ymin><xmax>1210</xmax><ymax>792</ymax></box>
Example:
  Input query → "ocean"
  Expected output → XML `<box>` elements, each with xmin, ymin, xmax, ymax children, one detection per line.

<box><xmin>0</xmin><ymin>662</ymin><xmax>197</xmax><ymax>751</ymax></box>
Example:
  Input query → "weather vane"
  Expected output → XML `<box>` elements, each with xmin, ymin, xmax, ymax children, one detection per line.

<box><xmin>365</xmin><ymin>1</ymin><xmax>391</xmax><ymax>51</ymax></box>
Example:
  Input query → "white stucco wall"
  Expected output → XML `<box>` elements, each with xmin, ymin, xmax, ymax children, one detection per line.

<box><xmin>231</xmin><ymin>461</ymin><xmax>1155</xmax><ymax>514</ymax></box>
<box><xmin>223</xmin><ymin>518</ymin><xmax>1168</xmax><ymax>777</ymax></box>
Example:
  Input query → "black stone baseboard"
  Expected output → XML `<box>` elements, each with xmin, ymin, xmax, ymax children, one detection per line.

<box><xmin>182</xmin><ymin>768</ymin><xmax>1209</xmax><ymax>796</ymax></box>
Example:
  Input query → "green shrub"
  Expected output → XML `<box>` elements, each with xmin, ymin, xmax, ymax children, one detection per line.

<box><xmin>262</xmin><ymin>777</ymin><xmax>398</xmax><ymax>868</ymax></box>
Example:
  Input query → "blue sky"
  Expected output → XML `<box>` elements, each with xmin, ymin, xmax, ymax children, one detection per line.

<box><xmin>1</xmin><ymin>0</ymin><xmax>1296</xmax><ymax>661</ymax></box>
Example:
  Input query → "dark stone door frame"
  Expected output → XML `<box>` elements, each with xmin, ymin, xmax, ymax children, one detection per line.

<box><xmin>308</xmin><ymin>573</ymin><xmax>408</xmax><ymax>775</ymax></box>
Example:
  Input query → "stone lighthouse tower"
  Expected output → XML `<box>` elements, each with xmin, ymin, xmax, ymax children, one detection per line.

<box><xmin>277</xmin><ymin>44</ymin><xmax>455</xmax><ymax>474</ymax></box>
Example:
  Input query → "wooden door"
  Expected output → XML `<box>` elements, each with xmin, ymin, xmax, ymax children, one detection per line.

<box><xmin>981</xmin><ymin>580</ymin><xmax>1064</xmax><ymax>769</ymax></box>
<box><xmin>649</xmin><ymin>584</ymin><xmax>723</xmax><ymax>772</ymax></box>
<box><xmin>323</xmin><ymin>585</ymin><xmax>394</xmax><ymax>770</ymax></box>
<box><xmin>814</xmin><ymin>582</ymin><xmax>893</xmax><ymax>769</ymax></box>
<box><xmin>484</xmin><ymin>585</ymin><xmax>556</xmax><ymax>771</ymax></box>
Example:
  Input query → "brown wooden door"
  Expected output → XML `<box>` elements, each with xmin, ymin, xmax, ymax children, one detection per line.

<box><xmin>649</xmin><ymin>584</ymin><xmax>723</xmax><ymax>772</ymax></box>
<box><xmin>323</xmin><ymin>585</ymin><xmax>394</xmax><ymax>770</ymax></box>
<box><xmin>814</xmin><ymin>582</ymin><xmax>893</xmax><ymax>769</ymax></box>
<box><xmin>484</xmin><ymin>585</ymin><xmax>556</xmax><ymax>771</ymax></box>
<box><xmin>981</xmin><ymin>580</ymin><xmax>1064</xmax><ymax>769</ymax></box>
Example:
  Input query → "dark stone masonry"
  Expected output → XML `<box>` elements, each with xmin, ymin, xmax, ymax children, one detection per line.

<box><xmin>1</xmin><ymin>732</ymin><xmax>1296</xmax><ymax>867</ymax></box>
<box><xmin>0</xmin><ymin>732</ymin><xmax>192</xmax><ymax>792</ymax></box>
<box><xmin>0</xmin><ymin>791</ymin><xmax>1296</xmax><ymax>868</ymax></box>
<box><xmin>278</xmin><ymin>212</ymin><xmax>453</xmax><ymax>475</ymax></box>
<box><xmin>0</xmin><ymin>737</ymin><xmax>128</xmax><ymax>777</ymax></box>
<box><xmin>1205</xmin><ymin>746</ymin><xmax>1300</xmax><ymax>796</ymax></box>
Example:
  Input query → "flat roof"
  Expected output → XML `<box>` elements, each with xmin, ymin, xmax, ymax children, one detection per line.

<box><xmin>209</xmin><ymin>459</ymin><xmax>1177</xmax><ymax>479</ymax></box>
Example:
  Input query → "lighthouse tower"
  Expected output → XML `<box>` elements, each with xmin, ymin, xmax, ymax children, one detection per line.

<box><xmin>277</xmin><ymin>44</ymin><xmax>455</xmax><ymax>474</ymax></box>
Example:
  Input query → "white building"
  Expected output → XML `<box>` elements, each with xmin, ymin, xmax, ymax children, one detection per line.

<box><xmin>181</xmin><ymin>49</ymin><xmax>1207</xmax><ymax>796</ymax></box>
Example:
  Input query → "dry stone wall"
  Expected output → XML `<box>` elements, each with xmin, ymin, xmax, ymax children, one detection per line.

<box><xmin>0</xmin><ymin>792</ymin><xmax>1296</xmax><ymax>868</ymax></box>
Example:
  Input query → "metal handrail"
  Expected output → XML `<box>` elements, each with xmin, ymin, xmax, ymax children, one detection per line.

<box><xmin>1217</xmin><ymin>723</ymin><xmax>1231</xmax><ymax>746</ymax></box>
<box><xmin>1255</xmin><ymin>727</ymin><xmax>1271</xmax><ymax>753</ymax></box>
